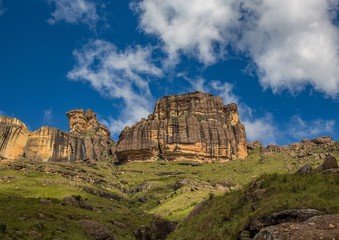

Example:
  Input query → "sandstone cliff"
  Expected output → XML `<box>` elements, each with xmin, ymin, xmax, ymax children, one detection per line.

<box><xmin>67</xmin><ymin>109</ymin><xmax>114</xmax><ymax>162</ymax></box>
<box><xmin>25</xmin><ymin>126</ymin><xmax>70</xmax><ymax>162</ymax></box>
<box><xmin>0</xmin><ymin>109</ymin><xmax>115</xmax><ymax>162</ymax></box>
<box><xmin>0</xmin><ymin>116</ymin><xmax>30</xmax><ymax>160</ymax></box>
<box><xmin>116</xmin><ymin>91</ymin><xmax>248</xmax><ymax>162</ymax></box>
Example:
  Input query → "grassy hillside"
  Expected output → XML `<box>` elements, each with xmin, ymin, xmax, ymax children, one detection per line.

<box><xmin>168</xmin><ymin>173</ymin><xmax>339</xmax><ymax>240</ymax></box>
<box><xmin>0</xmin><ymin>142</ymin><xmax>338</xmax><ymax>239</ymax></box>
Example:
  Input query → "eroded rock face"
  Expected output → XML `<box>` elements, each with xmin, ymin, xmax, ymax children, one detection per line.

<box><xmin>25</xmin><ymin>127</ymin><xmax>70</xmax><ymax>162</ymax></box>
<box><xmin>0</xmin><ymin>116</ymin><xmax>30</xmax><ymax>160</ymax></box>
<box><xmin>66</xmin><ymin>109</ymin><xmax>115</xmax><ymax>162</ymax></box>
<box><xmin>116</xmin><ymin>92</ymin><xmax>248</xmax><ymax>162</ymax></box>
<box><xmin>66</xmin><ymin>109</ymin><xmax>110</xmax><ymax>137</ymax></box>
<box><xmin>0</xmin><ymin>109</ymin><xmax>115</xmax><ymax>162</ymax></box>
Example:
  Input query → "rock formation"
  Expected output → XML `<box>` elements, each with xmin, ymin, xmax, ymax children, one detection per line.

<box><xmin>25</xmin><ymin>127</ymin><xmax>70</xmax><ymax>162</ymax></box>
<box><xmin>66</xmin><ymin>109</ymin><xmax>114</xmax><ymax>162</ymax></box>
<box><xmin>0</xmin><ymin>116</ymin><xmax>30</xmax><ymax>160</ymax></box>
<box><xmin>253</xmin><ymin>214</ymin><xmax>339</xmax><ymax>240</ymax></box>
<box><xmin>116</xmin><ymin>91</ymin><xmax>248</xmax><ymax>162</ymax></box>
<box><xmin>0</xmin><ymin>109</ymin><xmax>115</xmax><ymax>162</ymax></box>
<box><xmin>261</xmin><ymin>136</ymin><xmax>335</xmax><ymax>158</ymax></box>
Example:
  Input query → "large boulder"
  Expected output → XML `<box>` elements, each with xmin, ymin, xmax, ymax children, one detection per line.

<box><xmin>116</xmin><ymin>92</ymin><xmax>248</xmax><ymax>162</ymax></box>
<box><xmin>253</xmin><ymin>214</ymin><xmax>339</xmax><ymax>240</ymax></box>
<box><xmin>320</xmin><ymin>155</ymin><xmax>338</xmax><ymax>170</ymax></box>
<box><xmin>0</xmin><ymin>116</ymin><xmax>30</xmax><ymax>160</ymax></box>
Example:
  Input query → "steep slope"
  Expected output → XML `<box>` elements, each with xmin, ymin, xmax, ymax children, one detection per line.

<box><xmin>116</xmin><ymin>91</ymin><xmax>247</xmax><ymax>162</ymax></box>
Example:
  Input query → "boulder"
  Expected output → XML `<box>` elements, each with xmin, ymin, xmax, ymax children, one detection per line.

<box><xmin>248</xmin><ymin>209</ymin><xmax>322</xmax><ymax>237</ymax></box>
<box><xmin>80</xmin><ymin>220</ymin><xmax>115</xmax><ymax>240</ymax></box>
<box><xmin>116</xmin><ymin>92</ymin><xmax>248</xmax><ymax>162</ymax></box>
<box><xmin>253</xmin><ymin>214</ymin><xmax>339</xmax><ymax>240</ymax></box>
<box><xmin>0</xmin><ymin>116</ymin><xmax>30</xmax><ymax>160</ymax></box>
<box><xmin>320</xmin><ymin>155</ymin><xmax>338</xmax><ymax>170</ymax></box>
<box><xmin>295</xmin><ymin>164</ymin><xmax>313</xmax><ymax>175</ymax></box>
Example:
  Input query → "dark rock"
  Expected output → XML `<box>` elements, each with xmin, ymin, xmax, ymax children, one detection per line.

<box><xmin>248</xmin><ymin>209</ymin><xmax>322</xmax><ymax>237</ymax></box>
<box><xmin>81</xmin><ymin>187</ymin><xmax>124</xmax><ymax>201</ymax></box>
<box><xmin>80</xmin><ymin>220</ymin><xmax>115</xmax><ymax>240</ymax></box>
<box><xmin>155</xmin><ymin>171</ymin><xmax>186</xmax><ymax>176</ymax></box>
<box><xmin>321</xmin><ymin>155</ymin><xmax>338</xmax><ymax>170</ymax></box>
<box><xmin>133</xmin><ymin>219</ymin><xmax>177</xmax><ymax>240</ymax></box>
<box><xmin>151</xmin><ymin>219</ymin><xmax>177</xmax><ymax>240</ymax></box>
<box><xmin>253</xmin><ymin>214</ymin><xmax>339</xmax><ymax>240</ymax></box>
<box><xmin>62</xmin><ymin>196</ymin><xmax>93</xmax><ymax>210</ymax></box>
<box><xmin>110</xmin><ymin>221</ymin><xmax>127</xmax><ymax>229</ymax></box>
<box><xmin>177</xmin><ymin>162</ymin><xmax>203</xmax><ymax>167</ymax></box>
<box><xmin>296</xmin><ymin>164</ymin><xmax>313</xmax><ymax>175</ymax></box>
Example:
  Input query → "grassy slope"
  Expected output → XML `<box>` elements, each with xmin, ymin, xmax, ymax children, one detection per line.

<box><xmin>0</xmin><ymin>143</ymin><xmax>338</xmax><ymax>239</ymax></box>
<box><xmin>168</xmin><ymin>173</ymin><xmax>339</xmax><ymax>240</ymax></box>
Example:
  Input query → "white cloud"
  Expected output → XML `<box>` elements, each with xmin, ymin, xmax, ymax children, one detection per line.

<box><xmin>243</xmin><ymin>114</ymin><xmax>279</xmax><ymax>145</ymax></box>
<box><xmin>133</xmin><ymin>0</ymin><xmax>239</xmax><ymax>65</ymax></box>
<box><xmin>287</xmin><ymin>116</ymin><xmax>335</xmax><ymax>140</ymax></box>
<box><xmin>68</xmin><ymin>40</ymin><xmax>162</xmax><ymax>136</ymax></box>
<box><xmin>43</xmin><ymin>109</ymin><xmax>53</xmax><ymax>125</ymax></box>
<box><xmin>135</xmin><ymin>0</ymin><xmax>339</xmax><ymax>97</ymax></box>
<box><xmin>238</xmin><ymin>0</ymin><xmax>339</xmax><ymax>97</ymax></box>
<box><xmin>47</xmin><ymin>0</ymin><xmax>99</xmax><ymax>28</ymax></box>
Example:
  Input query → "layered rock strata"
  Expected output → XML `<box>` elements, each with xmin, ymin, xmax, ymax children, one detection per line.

<box><xmin>25</xmin><ymin>127</ymin><xmax>70</xmax><ymax>161</ymax></box>
<box><xmin>116</xmin><ymin>92</ymin><xmax>248</xmax><ymax>162</ymax></box>
<box><xmin>0</xmin><ymin>109</ymin><xmax>114</xmax><ymax>162</ymax></box>
<box><xmin>0</xmin><ymin>116</ymin><xmax>30</xmax><ymax>160</ymax></box>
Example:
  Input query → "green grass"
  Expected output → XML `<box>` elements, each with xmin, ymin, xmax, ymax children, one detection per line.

<box><xmin>168</xmin><ymin>173</ymin><xmax>339</xmax><ymax>240</ymax></box>
<box><xmin>0</xmin><ymin>144</ymin><xmax>337</xmax><ymax>239</ymax></box>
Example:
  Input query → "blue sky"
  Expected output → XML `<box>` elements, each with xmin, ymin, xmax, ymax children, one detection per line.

<box><xmin>0</xmin><ymin>0</ymin><xmax>339</xmax><ymax>145</ymax></box>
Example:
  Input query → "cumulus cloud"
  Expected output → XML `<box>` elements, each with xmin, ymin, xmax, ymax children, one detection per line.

<box><xmin>287</xmin><ymin>116</ymin><xmax>336</xmax><ymax>140</ymax></box>
<box><xmin>43</xmin><ymin>109</ymin><xmax>53</xmax><ymax>125</ymax></box>
<box><xmin>238</xmin><ymin>0</ymin><xmax>339</xmax><ymax>97</ymax></box>
<box><xmin>135</xmin><ymin>0</ymin><xmax>339</xmax><ymax>97</ymax></box>
<box><xmin>243</xmin><ymin>114</ymin><xmax>279</xmax><ymax>145</ymax></box>
<box><xmin>47</xmin><ymin>0</ymin><xmax>99</xmax><ymax>28</ymax></box>
<box><xmin>68</xmin><ymin>40</ymin><xmax>162</xmax><ymax>136</ymax></box>
<box><xmin>133</xmin><ymin>0</ymin><xmax>239</xmax><ymax>65</ymax></box>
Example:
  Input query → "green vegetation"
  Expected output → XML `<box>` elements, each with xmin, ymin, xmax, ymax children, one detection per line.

<box><xmin>0</xmin><ymin>144</ymin><xmax>338</xmax><ymax>239</ymax></box>
<box><xmin>169</xmin><ymin>173</ymin><xmax>339</xmax><ymax>240</ymax></box>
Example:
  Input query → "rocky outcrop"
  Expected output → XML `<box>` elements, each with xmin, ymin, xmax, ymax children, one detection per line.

<box><xmin>66</xmin><ymin>109</ymin><xmax>114</xmax><ymax>162</ymax></box>
<box><xmin>25</xmin><ymin>127</ymin><xmax>70</xmax><ymax>162</ymax></box>
<box><xmin>66</xmin><ymin>109</ymin><xmax>110</xmax><ymax>137</ymax></box>
<box><xmin>0</xmin><ymin>116</ymin><xmax>30</xmax><ymax>160</ymax></box>
<box><xmin>253</xmin><ymin>214</ymin><xmax>339</xmax><ymax>240</ymax></box>
<box><xmin>260</xmin><ymin>136</ymin><xmax>335</xmax><ymax>158</ymax></box>
<box><xmin>0</xmin><ymin>109</ymin><xmax>115</xmax><ymax>162</ymax></box>
<box><xmin>116</xmin><ymin>92</ymin><xmax>248</xmax><ymax>162</ymax></box>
